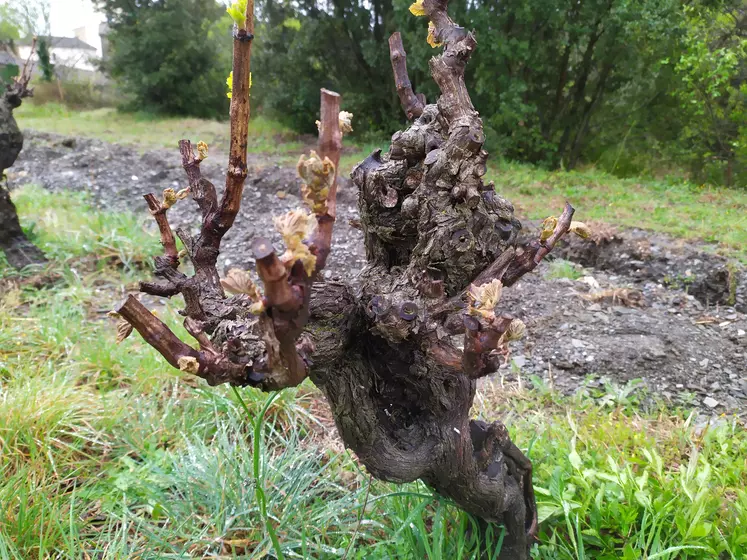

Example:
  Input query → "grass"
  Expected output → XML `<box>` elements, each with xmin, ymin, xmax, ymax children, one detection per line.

<box><xmin>544</xmin><ymin>259</ymin><xmax>585</xmax><ymax>281</ymax></box>
<box><xmin>14</xmin><ymin>103</ymin><xmax>305</xmax><ymax>155</ymax></box>
<box><xmin>1</xmin><ymin>185</ymin><xmax>746</xmax><ymax>559</ymax></box>
<box><xmin>492</xmin><ymin>161</ymin><xmax>747</xmax><ymax>260</ymax></box>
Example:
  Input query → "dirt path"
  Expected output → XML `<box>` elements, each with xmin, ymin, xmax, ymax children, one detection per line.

<box><xmin>9</xmin><ymin>131</ymin><xmax>747</xmax><ymax>415</ymax></box>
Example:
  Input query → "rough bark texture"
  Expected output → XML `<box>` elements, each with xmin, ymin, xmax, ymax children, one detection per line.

<box><xmin>0</xmin><ymin>61</ymin><xmax>47</xmax><ymax>270</ymax></box>
<box><xmin>119</xmin><ymin>2</ymin><xmax>582</xmax><ymax>557</ymax></box>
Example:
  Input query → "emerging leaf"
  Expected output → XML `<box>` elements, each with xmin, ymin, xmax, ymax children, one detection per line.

<box><xmin>505</xmin><ymin>319</ymin><xmax>526</xmax><ymax>341</ymax></box>
<box><xmin>339</xmin><ymin>111</ymin><xmax>354</xmax><ymax>135</ymax></box>
<box><xmin>226</xmin><ymin>0</ymin><xmax>248</xmax><ymax>27</ymax></box>
<box><xmin>297</xmin><ymin>151</ymin><xmax>335</xmax><ymax>215</ymax></box>
<box><xmin>569</xmin><ymin>221</ymin><xmax>592</xmax><ymax>239</ymax></box>
<box><xmin>468</xmin><ymin>279</ymin><xmax>503</xmax><ymax>319</ymax></box>
<box><xmin>409</xmin><ymin>0</ymin><xmax>426</xmax><ymax>17</ymax></box>
<box><xmin>161</xmin><ymin>188</ymin><xmax>178</xmax><ymax>209</ymax></box>
<box><xmin>427</xmin><ymin>21</ymin><xmax>443</xmax><ymax>48</ymax></box>
<box><xmin>221</xmin><ymin>268</ymin><xmax>262</xmax><ymax>300</ymax></box>
<box><xmin>115</xmin><ymin>319</ymin><xmax>133</xmax><ymax>343</ymax></box>
<box><xmin>160</xmin><ymin>187</ymin><xmax>189</xmax><ymax>209</ymax></box>
<box><xmin>540</xmin><ymin>216</ymin><xmax>558</xmax><ymax>242</ymax></box>
<box><xmin>274</xmin><ymin>209</ymin><xmax>317</xmax><ymax>276</ymax></box>
<box><xmin>197</xmin><ymin>141</ymin><xmax>209</xmax><ymax>160</ymax></box>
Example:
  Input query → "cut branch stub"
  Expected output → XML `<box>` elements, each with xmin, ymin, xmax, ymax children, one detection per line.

<box><xmin>317</xmin><ymin>88</ymin><xmax>342</xmax><ymax>215</ymax></box>
<box><xmin>143</xmin><ymin>193</ymin><xmax>179</xmax><ymax>269</ymax></box>
<box><xmin>253</xmin><ymin>237</ymin><xmax>301</xmax><ymax>312</ymax></box>
<box><xmin>308</xmin><ymin>89</ymin><xmax>343</xmax><ymax>273</ymax></box>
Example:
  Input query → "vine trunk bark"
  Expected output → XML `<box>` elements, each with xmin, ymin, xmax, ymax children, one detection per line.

<box><xmin>116</xmin><ymin>2</ymin><xmax>586</xmax><ymax>557</ymax></box>
<box><xmin>0</xmin><ymin>67</ymin><xmax>46</xmax><ymax>270</ymax></box>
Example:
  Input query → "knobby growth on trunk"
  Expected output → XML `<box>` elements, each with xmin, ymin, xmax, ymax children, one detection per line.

<box><xmin>116</xmin><ymin>1</ymin><xmax>587</xmax><ymax>557</ymax></box>
<box><xmin>0</xmin><ymin>41</ymin><xmax>47</xmax><ymax>269</ymax></box>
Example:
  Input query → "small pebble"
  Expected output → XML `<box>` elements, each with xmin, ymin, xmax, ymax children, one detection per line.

<box><xmin>703</xmin><ymin>396</ymin><xmax>719</xmax><ymax>409</ymax></box>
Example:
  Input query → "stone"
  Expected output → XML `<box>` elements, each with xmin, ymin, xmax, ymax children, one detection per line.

<box><xmin>703</xmin><ymin>396</ymin><xmax>719</xmax><ymax>409</ymax></box>
<box><xmin>512</xmin><ymin>355</ymin><xmax>527</xmax><ymax>368</ymax></box>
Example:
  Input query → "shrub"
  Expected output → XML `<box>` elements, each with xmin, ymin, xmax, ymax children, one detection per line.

<box><xmin>96</xmin><ymin>0</ymin><xmax>233</xmax><ymax>119</ymax></box>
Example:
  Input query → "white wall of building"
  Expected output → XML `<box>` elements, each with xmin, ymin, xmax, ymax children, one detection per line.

<box><xmin>17</xmin><ymin>44</ymin><xmax>99</xmax><ymax>74</ymax></box>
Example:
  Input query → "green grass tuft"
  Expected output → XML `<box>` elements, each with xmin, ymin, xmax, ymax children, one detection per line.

<box><xmin>545</xmin><ymin>259</ymin><xmax>585</xmax><ymax>281</ymax></box>
<box><xmin>491</xmin><ymin>161</ymin><xmax>747</xmax><ymax>261</ymax></box>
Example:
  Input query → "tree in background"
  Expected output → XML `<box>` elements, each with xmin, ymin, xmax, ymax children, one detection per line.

<box><xmin>89</xmin><ymin>0</ymin><xmax>746</xmax><ymax>185</ymax></box>
<box><xmin>250</xmin><ymin>0</ymin><xmax>746</xmax><ymax>185</ymax></box>
<box><xmin>0</xmin><ymin>5</ymin><xmax>22</xmax><ymax>88</ymax></box>
<box><xmin>3</xmin><ymin>0</ymin><xmax>55</xmax><ymax>83</ymax></box>
<box><xmin>36</xmin><ymin>37</ymin><xmax>54</xmax><ymax>82</ymax></box>
<box><xmin>0</xmin><ymin>4</ymin><xmax>21</xmax><ymax>45</ymax></box>
<box><xmin>251</xmin><ymin>0</ymin><xmax>684</xmax><ymax>165</ymax></box>
<box><xmin>671</xmin><ymin>1</ymin><xmax>746</xmax><ymax>186</ymax></box>
<box><xmin>95</xmin><ymin>0</ymin><xmax>233</xmax><ymax>119</ymax></box>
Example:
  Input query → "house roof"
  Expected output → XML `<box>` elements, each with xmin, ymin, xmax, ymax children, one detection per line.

<box><xmin>18</xmin><ymin>36</ymin><xmax>96</xmax><ymax>52</ymax></box>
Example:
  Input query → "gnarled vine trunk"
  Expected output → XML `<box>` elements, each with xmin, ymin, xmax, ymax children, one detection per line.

<box><xmin>117</xmin><ymin>2</ymin><xmax>583</xmax><ymax>557</ymax></box>
<box><xmin>0</xmin><ymin>47</ymin><xmax>46</xmax><ymax>270</ymax></box>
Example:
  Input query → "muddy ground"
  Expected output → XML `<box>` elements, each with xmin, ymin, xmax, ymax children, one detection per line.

<box><xmin>8</xmin><ymin>131</ymin><xmax>747</xmax><ymax>415</ymax></box>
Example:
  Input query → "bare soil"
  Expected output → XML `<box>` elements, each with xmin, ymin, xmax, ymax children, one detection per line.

<box><xmin>9</xmin><ymin>131</ymin><xmax>747</xmax><ymax>415</ymax></box>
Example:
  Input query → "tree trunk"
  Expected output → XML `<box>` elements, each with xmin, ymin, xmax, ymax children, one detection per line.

<box><xmin>0</xmin><ymin>86</ymin><xmax>46</xmax><ymax>269</ymax></box>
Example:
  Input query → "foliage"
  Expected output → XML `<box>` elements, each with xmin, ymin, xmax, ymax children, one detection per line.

<box><xmin>245</xmin><ymin>0</ymin><xmax>746</xmax><ymax>186</ymax></box>
<box><xmin>250</xmin><ymin>0</ymin><xmax>678</xmax><ymax>158</ymax></box>
<box><xmin>251</xmin><ymin>0</ymin><xmax>405</xmax><ymax>136</ymax></box>
<box><xmin>0</xmin><ymin>4</ymin><xmax>22</xmax><ymax>44</ymax></box>
<box><xmin>94</xmin><ymin>0</ymin><xmax>233</xmax><ymax>119</ymax></box>
<box><xmin>0</xmin><ymin>4</ymin><xmax>22</xmax><ymax>89</ymax></box>
<box><xmin>28</xmin><ymin>78</ymin><xmax>118</xmax><ymax>110</ymax></box>
<box><xmin>670</xmin><ymin>2</ymin><xmax>747</xmax><ymax>186</ymax></box>
<box><xmin>88</xmin><ymin>0</ymin><xmax>747</xmax><ymax>185</ymax></box>
<box><xmin>35</xmin><ymin>37</ymin><xmax>54</xmax><ymax>82</ymax></box>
